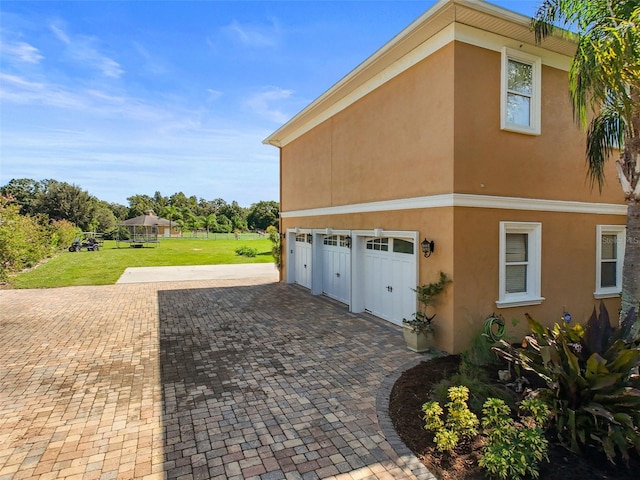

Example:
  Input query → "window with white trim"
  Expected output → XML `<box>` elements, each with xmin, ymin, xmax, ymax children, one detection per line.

<box><xmin>595</xmin><ymin>225</ymin><xmax>626</xmax><ymax>298</ymax></box>
<box><xmin>497</xmin><ymin>222</ymin><xmax>544</xmax><ymax>308</ymax></box>
<box><xmin>501</xmin><ymin>47</ymin><xmax>541</xmax><ymax>135</ymax></box>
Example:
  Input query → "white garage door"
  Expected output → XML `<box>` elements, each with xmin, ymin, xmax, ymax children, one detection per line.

<box><xmin>363</xmin><ymin>237</ymin><xmax>416</xmax><ymax>325</ymax></box>
<box><xmin>293</xmin><ymin>233</ymin><xmax>312</xmax><ymax>289</ymax></box>
<box><xmin>321</xmin><ymin>235</ymin><xmax>350</xmax><ymax>305</ymax></box>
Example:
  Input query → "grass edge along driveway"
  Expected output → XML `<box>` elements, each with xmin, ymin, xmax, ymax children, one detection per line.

<box><xmin>8</xmin><ymin>237</ymin><xmax>274</xmax><ymax>289</ymax></box>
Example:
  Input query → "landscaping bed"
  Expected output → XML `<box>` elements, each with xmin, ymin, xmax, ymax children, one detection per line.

<box><xmin>389</xmin><ymin>354</ymin><xmax>640</xmax><ymax>480</ymax></box>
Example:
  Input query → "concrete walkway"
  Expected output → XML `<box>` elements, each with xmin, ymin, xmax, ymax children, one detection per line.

<box><xmin>0</xmin><ymin>275</ymin><xmax>434</xmax><ymax>480</ymax></box>
<box><xmin>116</xmin><ymin>263</ymin><xmax>279</xmax><ymax>284</ymax></box>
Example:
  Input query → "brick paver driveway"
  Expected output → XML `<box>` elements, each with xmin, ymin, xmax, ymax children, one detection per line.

<box><xmin>0</xmin><ymin>278</ymin><xmax>434</xmax><ymax>480</ymax></box>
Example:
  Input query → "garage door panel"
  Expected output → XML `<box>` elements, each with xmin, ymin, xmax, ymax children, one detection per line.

<box><xmin>364</xmin><ymin>254</ymin><xmax>386</xmax><ymax>318</ymax></box>
<box><xmin>322</xmin><ymin>236</ymin><xmax>350</xmax><ymax>305</ymax></box>
<box><xmin>294</xmin><ymin>234</ymin><xmax>312</xmax><ymax>289</ymax></box>
<box><xmin>362</xmin><ymin>237</ymin><xmax>416</xmax><ymax>326</ymax></box>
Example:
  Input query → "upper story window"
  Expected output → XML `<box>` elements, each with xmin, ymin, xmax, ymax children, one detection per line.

<box><xmin>501</xmin><ymin>47</ymin><xmax>542</xmax><ymax>135</ymax></box>
<box><xmin>595</xmin><ymin>225</ymin><xmax>626</xmax><ymax>298</ymax></box>
<box><xmin>497</xmin><ymin>221</ymin><xmax>544</xmax><ymax>308</ymax></box>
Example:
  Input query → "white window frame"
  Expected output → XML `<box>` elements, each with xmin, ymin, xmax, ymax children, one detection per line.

<box><xmin>500</xmin><ymin>47</ymin><xmax>542</xmax><ymax>135</ymax></box>
<box><xmin>497</xmin><ymin>221</ymin><xmax>544</xmax><ymax>308</ymax></box>
<box><xmin>595</xmin><ymin>225</ymin><xmax>626</xmax><ymax>298</ymax></box>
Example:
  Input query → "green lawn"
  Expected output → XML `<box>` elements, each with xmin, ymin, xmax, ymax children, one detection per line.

<box><xmin>9</xmin><ymin>237</ymin><xmax>274</xmax><ymax>289</ymax></box>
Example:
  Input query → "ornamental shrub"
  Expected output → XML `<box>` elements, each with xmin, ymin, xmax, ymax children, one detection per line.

<box><xmin>422</xmin><ymin>386</ymin><xmax>479</xmax><ymax>452</ymax></box>
<box><xmin>266</xmin><ymin>225</ymin><xmax>281</xmax><ymax>269</ymax></box>
<box><xmin>494</xmin><ymin>311</ymin><xmax>640</xmax><ymax>464</ymax></box>
<box><xmin>235</xmin><ymin>245</ymin><xmax>258</xmax><ymax>257</ymax></box>
<box><xmin>0</xmin><ymin>199</ymin><xmax>79</xmax><ymax>282</ymax></box>
<box><xmin>479</xmin><ymin>397</ymin><xmax>549</xmax><ymax>480</ymax></box>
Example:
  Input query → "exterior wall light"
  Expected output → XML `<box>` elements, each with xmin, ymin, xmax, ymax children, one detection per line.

<box><xmin>421</xmin><ymin>238</ymin><xmax>435</xmax><ymax>258</ymax></box>
<box><xmin>345</xmin><ymin>235</ymin><xmax>352</xmax><ymax>248</ymax></box>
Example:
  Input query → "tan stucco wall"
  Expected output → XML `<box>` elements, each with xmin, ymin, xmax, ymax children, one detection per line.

<box><xmin>280</xmin><ymin>208</ymin><xmax>456</xmax><ymax>351</ymax></box>
<box><xmin>281</xmin><ymin>41</ymin><xmax>624</xmax><ymax>214</ymax></box>
<box><xmin>281</xmin><ymin>43</ymin><xmax>456</xmax><ymax>212</ymax></box>
<box><xmin>453</xmin><ymin>42</ymin><xmax>622</xmax><ymax>204</ymax></box>
<box><xmin>276</xmin><ymin>39</ymin><xmax>626</xmax><ymax>354</ymax></box>
<box><xmin>282</xmin><ymin>207</ymin><xmax>624</xmax><ymax>354</ymax></box>
<box><xmin>451</xmin><ymin>207</ymin><xmax>623</xmax><ymax>353</ymax></box>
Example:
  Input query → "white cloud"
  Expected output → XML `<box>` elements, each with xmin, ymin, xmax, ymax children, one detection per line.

<box><xmin>244</xmin><ymin>87</ymin><xmax>294</xmax><ymax>123</ymax></box>
<box><xmin>50</xmin><ymin>23</ymin><xmax>71</xmax><ymax>44</ymax></box>
<box><xmin>1</xmin><ymin>41</ymin><xmax>43</xmax><ymax>64</ymax></box>
<box><xmin>132</xmin><ymin>41</ymin><xmax>168</xmax><ymax>76</ymax></box>
<box><xmin>207</xmin><ymin>89</ymin><xmax>223</xmax><ymax>102</ymax></box>
<box><xmin>49</xmin><ymin>21</ymin><xmax>124</xmax><ymax>79</ymax></box>
<box><xmin>0</xmin><ymin>73</ymin><xmax>44</xmax><ymax>91</ymax></box>
<box><xmin>220</xmin><ymin>17</ymin><xmax>281</xmax><ymax>48</ymax></box>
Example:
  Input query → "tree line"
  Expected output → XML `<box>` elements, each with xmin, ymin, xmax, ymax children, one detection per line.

<box><xmin>0</xmin><ymin>178</ymin><xmax>280</xmax><ymax>236</ymax></box>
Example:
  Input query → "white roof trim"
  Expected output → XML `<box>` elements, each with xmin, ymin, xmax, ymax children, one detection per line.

<box><xmin>280</xmin><ymin>194</ymin><xmax>627</xmax><ymax>218</ymax></box>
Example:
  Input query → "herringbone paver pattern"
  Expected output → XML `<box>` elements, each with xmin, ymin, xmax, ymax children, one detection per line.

<box><xmin>0</xmin><ymin>278</ymin><xmax>434</xmax><ymax>480</ymax></box>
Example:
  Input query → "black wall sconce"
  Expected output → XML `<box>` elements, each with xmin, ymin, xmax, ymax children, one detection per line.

<box><xmin>345</xmin><ymin>235</ymin><xmax>352</xmax><ymax>248</ymax></box>
<box><xmin>421</xmin><ymin>237</ymin><xmax>435</xmax><ymax>258</ymax></box>
<box><xmin>280</xmin><ymin>232</ymin><xmax>286</xmax><ymax>240</ymax></box>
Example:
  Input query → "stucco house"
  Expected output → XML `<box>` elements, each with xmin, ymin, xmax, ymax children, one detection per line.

<box><xmin>263</xmin><ymin>0</ymin><xmax>627</xmax><ymax>353</ymax></box>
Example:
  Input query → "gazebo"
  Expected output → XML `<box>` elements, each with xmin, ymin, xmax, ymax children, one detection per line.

<box><xmin>117</xmin><ymin>212</ymin><xmax>173</xmax><ymax>247</ymax></box>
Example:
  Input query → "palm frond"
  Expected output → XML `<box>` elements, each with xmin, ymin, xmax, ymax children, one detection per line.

<box><xmin>585</xmin><ymin>106</ymin><xmax>627</xmax><ymax>192</ymax></box>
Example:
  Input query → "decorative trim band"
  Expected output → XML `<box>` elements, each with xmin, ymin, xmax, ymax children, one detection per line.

<box><xmin>280</xmin><ymin>193</ymin><xmax>627</xmax><ymax>218</ymax></box>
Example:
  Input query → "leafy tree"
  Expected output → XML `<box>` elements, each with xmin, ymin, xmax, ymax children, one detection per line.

<box><xmin>197</xmin><ymin>198</ymin><xmax>217</xmax><ymax>217</ymax></box>
<box><xmin>216</xmin><ymin>214</ymin><xmax>233</xmax><ymax>233</ymax></box>
<box><xmin>161</xmin><ymin>205</ymin><xmax>181</xmax><ymax>236</ymax></box>
<box><xmin>0</xmin><ymin>178</ymin><xmax>42</xmax><ymax>215</ymax></box>
<box><xmin>127</xmin><ymin>194</ymin><xmax>156</xmax><ymax>218</ymax></box>
<box><xmin>533</xmin><ymin>0</ymin><xmax>640</xmax><ymax>325</ymax></box>
<box><xmin>169</xmin><ymin>191</ymin><xmax>189</xmax><ymax>209</ymax></box>
<box><xmin>153</xmin><ymin>191</ymin><xmax>168</xmax><ymax>210</ymax></box>
<box><xmin>162</xmin><ymin>205</ymin><xmax>180</xmax><ymax>222</ymax></box>
<box><xmin>109</xmin><ymin>202</ymin><xmax>129</xmax><ymax>221</ymax></box>
<box><xmin>231</xmin><ymin>214</ymin><xmax>248</xmax><ymax>232</ymax></box>
<box><xmin>183</xmin><ymin>212</ymin><xmax>203</xmax><ymax>236</ymax></box>
<box><xmin>209</xmin><ymin>198</ymin><xmax>228</xmax><ymax>214</ymax></box>
<box><xmin>34</xmin><ymin>180</ymin><xmax>96</xmax><ymax>230</ymax></box>
<box><xmin>174</xmin><ymin>218</ymin><xmax>186</xmax><ymax>236</ymax></box>
<box><xmin>90</xmin><ymin>201</ymin><xmax>118</xmax><ymax>232</ymax></box>
<box><xmin>0</xmin><ymin>198</ymin><xmax>77</xmax><ymax>281</ymax></box>
<box><xmin>247</xmin><ymin>200</ymin><xmax>279</xmax><ymax>231</ymax></box>
<box><xmin>203</xmin><ymin>214</ymin><xmax>218</xmax><ymax>237</ymax></box>
<box><xmin>219</xmin><ymin>200</ymin><xmax>246</xmax><ymax>222</ymax></box>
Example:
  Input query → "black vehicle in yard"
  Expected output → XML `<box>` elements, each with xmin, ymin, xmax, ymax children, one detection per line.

<box><xmin>68</xmin><ymin>232</ymin><xmax>103</xmax><ymax>252</ymax></box>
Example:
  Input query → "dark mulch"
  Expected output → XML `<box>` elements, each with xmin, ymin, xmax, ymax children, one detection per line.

<box><xmin>388</xmin><ymin>355</ymin><xmax>640</xmax><ymax>480</ymax></box>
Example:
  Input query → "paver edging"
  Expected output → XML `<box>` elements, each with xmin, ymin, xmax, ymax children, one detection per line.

<box><xmin>376</xmin><ymin>354</ymin><xmax>442</xmax><ymax>480</ymax></box>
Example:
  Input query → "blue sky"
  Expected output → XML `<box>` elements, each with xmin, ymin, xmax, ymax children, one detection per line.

<box><xmin>0</xmin><ymin>0</ymin><xmax>540</xmax><ymax>207</ymax></box>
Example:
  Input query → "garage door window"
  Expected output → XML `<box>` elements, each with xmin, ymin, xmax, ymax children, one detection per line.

<box><xmin>296</xmin><ymin>233</ymin><xmax>312</xmax><ymax>244</ymax></box>
<box><xmin>366</xmin><ymin>238</ymin><xmax>389</xmax><ymax>251</ymax></box>
<box><xmin>323</xmin><ymin>235</ymin><xmax>349</xmax><ymax>247</ymax></box>
<box><xmin>324</xmin><ymin>235</ymin><xmax>338</xmax><ymax>246</ymax></box>
<box><xmin>393</xmin><ymin>239</ymin><xmax>414</xmax><ymax>254</ymax></box>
